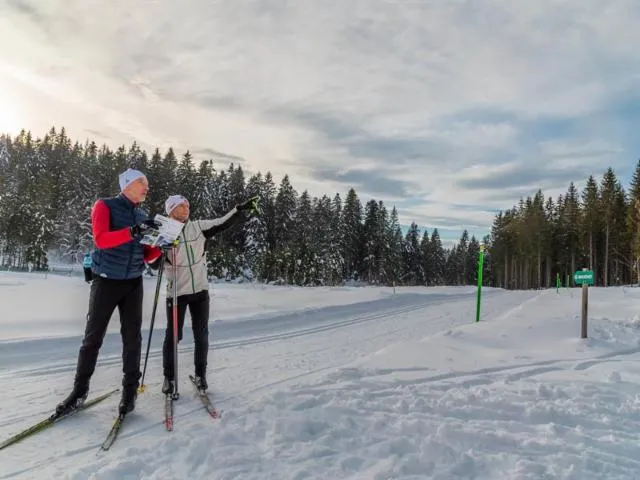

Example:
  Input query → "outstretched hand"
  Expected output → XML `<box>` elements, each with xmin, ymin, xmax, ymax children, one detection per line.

<box><xmin>236</xmin><ymin>195</ymin><xmax>260</xmax><ymax>215</ymax></box>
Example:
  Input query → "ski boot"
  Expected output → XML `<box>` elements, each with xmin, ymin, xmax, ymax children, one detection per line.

<box><xmin>118</xmin><ymin>386</ymin><xmax>137</xmax><ymax>415</ymax></box>
<box><xmin>55</xmin><ymin>384</ymin><xmax>88</xmax><ymax>415</ymax></box>
<box><xmin>162</xmin><ymin>376</ymin><xmax>175</xmax><ymax>394</ymax></box>
<box><xmin>193</xmin><ymin>374</ymin><xmax>208</xmax><ymax>392</ymax></box>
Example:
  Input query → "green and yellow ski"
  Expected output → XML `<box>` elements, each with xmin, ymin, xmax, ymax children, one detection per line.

<box><xmin>0</xmin><ymin>388</ymin><xmax>119</xmax><ymax>451</ymax></box>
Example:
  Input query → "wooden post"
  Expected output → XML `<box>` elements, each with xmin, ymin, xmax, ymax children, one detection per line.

<box><xmin>475</xmin><ymin>245</ymin><xmax>485</xmax><ymax>323</ymax></box>
<box><xmin>581</xmin><ymin>268</ymin><xmax>588</xmax><ymax>339</ymax></box>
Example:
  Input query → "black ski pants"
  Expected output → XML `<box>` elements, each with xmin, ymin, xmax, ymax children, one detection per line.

<box><xmin>73</xmin><ymin>276</ymin><xmax>144</xmax><ymax>391</ymax></box>
<box><xmin>162</xmin><ymin>290</ymin><xmax>210</xmax><ymax>380</ymax></box>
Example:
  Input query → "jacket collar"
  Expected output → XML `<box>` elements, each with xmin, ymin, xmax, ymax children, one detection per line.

<box><xmin>116</xmin><ymin>193</ymin><xmax>138</xmax><ymax>209</ymax></box>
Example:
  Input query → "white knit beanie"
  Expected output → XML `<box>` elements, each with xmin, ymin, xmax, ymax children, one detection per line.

<box><xmin>118</xmin><ymin>168</ymin><xmax>146</xmax><ymax>191</ymax></box>
<box><xmin>165</xmin><ymin>194</ymin><xmax>189</xmax><ymax>214</ymax></box>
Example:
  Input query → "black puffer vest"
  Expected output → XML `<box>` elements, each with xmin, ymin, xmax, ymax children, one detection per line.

<box><xmin>91</xmin><ymin>194</ymin><xmax>148</xmax><ymax>280</ymax></box>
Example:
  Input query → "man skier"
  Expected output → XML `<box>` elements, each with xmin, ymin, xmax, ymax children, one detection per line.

<box><xmin>56</xmin><ymin>168</ymin><xmax>162</xmax><ymax>416</ymax></box>
<box><xmin>160</xmin><ymin>194</ymin><xmax>258</xmax><ymax>394</ymax></box>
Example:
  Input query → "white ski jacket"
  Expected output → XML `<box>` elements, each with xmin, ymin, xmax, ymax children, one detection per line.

<box><xmin>164</xmin><ymin>207</ymin><xmax>244</xmax><ymax>297</ymax></box>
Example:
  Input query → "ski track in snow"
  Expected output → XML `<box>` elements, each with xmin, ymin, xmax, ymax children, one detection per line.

<box><xmin>0</xmin><ymin>285</ymin><xmax>535</xmax><ymax>479</ymax></box>
<box><xmin>3</xmin><ymin>279</ymin><xmax>640</xmax><ymax>479</ymax></box>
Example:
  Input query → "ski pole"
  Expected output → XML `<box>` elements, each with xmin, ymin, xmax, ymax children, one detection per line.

<box><xmin>171</xmin><ymin>241</ymin><xmax>180</xmax><ymax>400</ymax></box>
<box><xmin>138</xmin><ymin>253</ymin><xmax>166</xmax><ymax>393</ymax></box>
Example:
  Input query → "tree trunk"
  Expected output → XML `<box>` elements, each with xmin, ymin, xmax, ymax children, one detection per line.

<box><xmin>504</xmin><ymin>252</ymin><xmax>508</xmax><ymax>289</ymax></box>
<box><xmin>545</xmin><ymin>255</ymin><xmax>551</xmax><ymax>288</ymax></box>
<box><xmin>604</xmin><ymin>223</ymin><xmax>610</xmax><ymax>287</ymax></box>
<box><xmin>589</xmin><ymin>231</ymin><xmax>593</xmax><ymax>270</ymax></box>
<box><xmin>537</xmin><ymin>246</ymin><xmax>542</xmax><ymax>289</ymax></box>
<box><xmin>592</xmin><ymin>238</ymin><xmax>598</xmax><ymax>286</ymax></box>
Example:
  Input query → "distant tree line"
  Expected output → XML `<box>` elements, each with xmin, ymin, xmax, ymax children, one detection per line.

<box><xmin>4</xmin><ymin>127</ymin><xmax>635</xmax><ymax>289</ymax></box>
<box><xmin>488</xmin><ymin>164</ymin><xmax>640</xmax><ymax>288</ymax></box>
<box><xmin>0</xmin><ymin>127</ymin><xmax>491</xmax><ymax>287</ymax></box>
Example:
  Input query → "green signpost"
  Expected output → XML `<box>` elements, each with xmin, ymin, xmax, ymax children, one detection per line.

<box><xmin>573</xmin><ymin>270</ymin><xmax>594</xmax><ymax>286</ymax></box>
<box><xmin>475</xmin><ymin>244</ymin><xmax>485</xmax><ymax>323</ymax></box>
<box><xmin>573</xmin><ymin>268</ymin><xmax>593</xmax><ymax>339</ymax></box>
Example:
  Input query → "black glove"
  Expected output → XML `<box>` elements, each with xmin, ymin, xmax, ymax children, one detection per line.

<box><xmin>130</xmin><ymin>219</ymin><xmax>161</xmax><ymax>238</ymax></box>
<box><xmin>147</xmin><ymin>255</ymin><xmax>163</xmax><ymax>270</ymax></box>
<box><xmin>236</xmin><ymin>196</ymin><xmax>259</xmax><ymax>214</ymax></box>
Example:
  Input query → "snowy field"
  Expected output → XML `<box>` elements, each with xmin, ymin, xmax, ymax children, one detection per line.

<box><xmin>1</xmin><ymin>272</ymin><xmax>640</xmax><ymax>479</ymax></box>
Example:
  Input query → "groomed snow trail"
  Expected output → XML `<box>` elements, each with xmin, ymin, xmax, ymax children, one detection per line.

<box><xmin>0</xmin><ymin>283</ymin><xmax>538</xmax><ymax>479</ymax></box>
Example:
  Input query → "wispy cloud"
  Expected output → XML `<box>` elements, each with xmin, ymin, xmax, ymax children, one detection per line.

<box><xmin>312</xmin><ymin>165</ymin><xmax>418</xmax><ymax>198</ymax></box>
<box><xmin>1</xmin><ymin>0</ymin><xmax>640</xmax><ymax>244</ymax></box>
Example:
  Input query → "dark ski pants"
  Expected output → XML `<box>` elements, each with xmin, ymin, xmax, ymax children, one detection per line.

<box><xmin>163</xmin><ymin>290</ymin><xmax>210</xmax><ymax>380</ymax></box>
<box><xmin>73</xmin><ymin>276</ymin><xmax>144</xmax><ymax>391</ymax></box>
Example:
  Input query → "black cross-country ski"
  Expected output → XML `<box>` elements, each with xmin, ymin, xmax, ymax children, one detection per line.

<box><xmin>99</xmin><ymin>413</ymin><xmax>125</xmax><ymax>451</ymax></box>
<box><xmin>0</xmin><ymin>388</ymin><xmax>119</xmax><ymax>451</ymax></box>
<box><xmin>189</xmin><ymin>375</ymin><xmax>222</xmax><ymax>419</ymax></box>
<box><xmin>164</xmin><ymin>394</ymin><xmax>173</xmax><ymax>431</ymax></box>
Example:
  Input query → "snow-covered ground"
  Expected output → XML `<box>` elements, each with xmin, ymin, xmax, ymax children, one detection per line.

<box><xmin>1</xmin><ymin>272</ymin><xmax>640</xmax><ymax>479</ymax></box>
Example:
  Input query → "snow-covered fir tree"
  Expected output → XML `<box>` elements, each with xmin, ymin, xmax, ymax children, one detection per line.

<box><xmin>5</xmin><ymin>126</ymin><xmax>637</xmax><ymax>289</ymax></box>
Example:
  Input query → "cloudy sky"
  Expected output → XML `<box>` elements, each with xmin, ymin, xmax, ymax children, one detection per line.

<box><xmin>1</xmin><ymin>0</ymin><xmax>639</xmax><ymax>244</ymax></box>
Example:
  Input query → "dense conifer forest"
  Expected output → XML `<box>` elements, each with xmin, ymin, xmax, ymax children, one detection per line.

<box><xmin>1</xmin><ymin>127</ymin><xmax>637</xmax><ymax>288</ymax></box>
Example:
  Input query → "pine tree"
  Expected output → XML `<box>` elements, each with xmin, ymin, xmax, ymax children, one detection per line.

<box><xmin>0</xmin><ymin>135</ymin><xmax>15</xmax><ymax>265</ymax></box>
<box><xmin>273</xmin><ymin>175</ymin><xmax>297</xmax><ymax>282</ymax></box>
<box><xmin>385</xmin><ymin>207</ymin><xmax>403</xmax><ymax>285</ymax></box>
<box><xmin>420</xmin><ymin>230</ymin><xmax>431</xmax><ymax>285</ymax></box>
<box><xmin>403</xmin><ymin>222</ymin><xmax>424</xmax><ymax>284</ymax></box>
<box><xmin>175</xmin><ymin>151</ymin><xmax>196</xmax><ymax>200</ymax></box>
<box><xmin>627</xmin><ymin>160</ymin><xmax>640</xmax><ymax>283</ymax></box>
<box><xmin>376</xmin><ymin>201</ymin><xmax>389</xmax><ymax>283</ymax></box>
<box><xmin>242</xmin><ymin>173</ymin><xmax>268</xmax><ymax>280</ymax></box>
<box><xmin>327</xmin><ymin>194</ymin><xmax>344</xmax><ymax>285</ymax></box>
<box><xmin>599</xmin><ymin>168</ymin><xmax>625</xmax><ymax>286</ymax></box>
<box><xmin>466</xmin><ymin>236</ymin><xmax>481</xmax><ymax>285</ymax></box>
<box><xmin>311</xmin><ymin>195</ymin><xmax>335</xmax><ymax>285</ymax></box>
<box><xmin>362</xmin><ymin>199</ymin><xmax>381</xmax><ymax>283</ymax></box>
<box><xmin>293</xmin><ymin>190</ymin><xmax>313</xmax><ymax>285</ymax></box>
<box><xmin>581</xmin><ymin>176</ymin><xmax>600</xmax><ymax>277</ymax></box>
<box><xmin>457</xmin><ymin>230</ymin><xmax>470</xmax><ymax>285</ymax></box>
<box><xmin>543</xmin><ymin>196</ymin><xmax>558</xmax><ymax>287</ymax></box>
<box><xmin>145</xmin><ymin>148</ymin><xmax>165</xmax><ymax>214</ymax></box>
<box><xmin>429</xmin><ymin>229</ymin><xmax>446</xmax><ymax>285</ymax></box>
<box><xmin>341</xmin><ymin>188</ymin><xmax>362</xmax><ymax>281</ymax></box>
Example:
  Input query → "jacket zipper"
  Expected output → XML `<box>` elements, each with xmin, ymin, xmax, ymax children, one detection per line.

<box><xmin>125</xmin><ymin>207</ymin><xmax>135</xmax><ymax>278</ymax></box>
<box><xmin>182</xmin><ymin>229</ymin><xmax>197</xmax><ymax>294</ymax></box>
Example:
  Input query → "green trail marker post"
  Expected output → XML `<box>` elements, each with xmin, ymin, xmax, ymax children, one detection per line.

<box><xmin>556</xmin><ymin>273</ymin><xmax>560</xmax><ymax>294</ymax></box>
<box><xmin>573</xmin><ymin>268</ymin><xmax>594</xmax><ymax>338</ymax></box>
<box><xmin>475</xmin><ymin>244</ymin><xmax>485</xmax><ymax>323</ymax></box>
